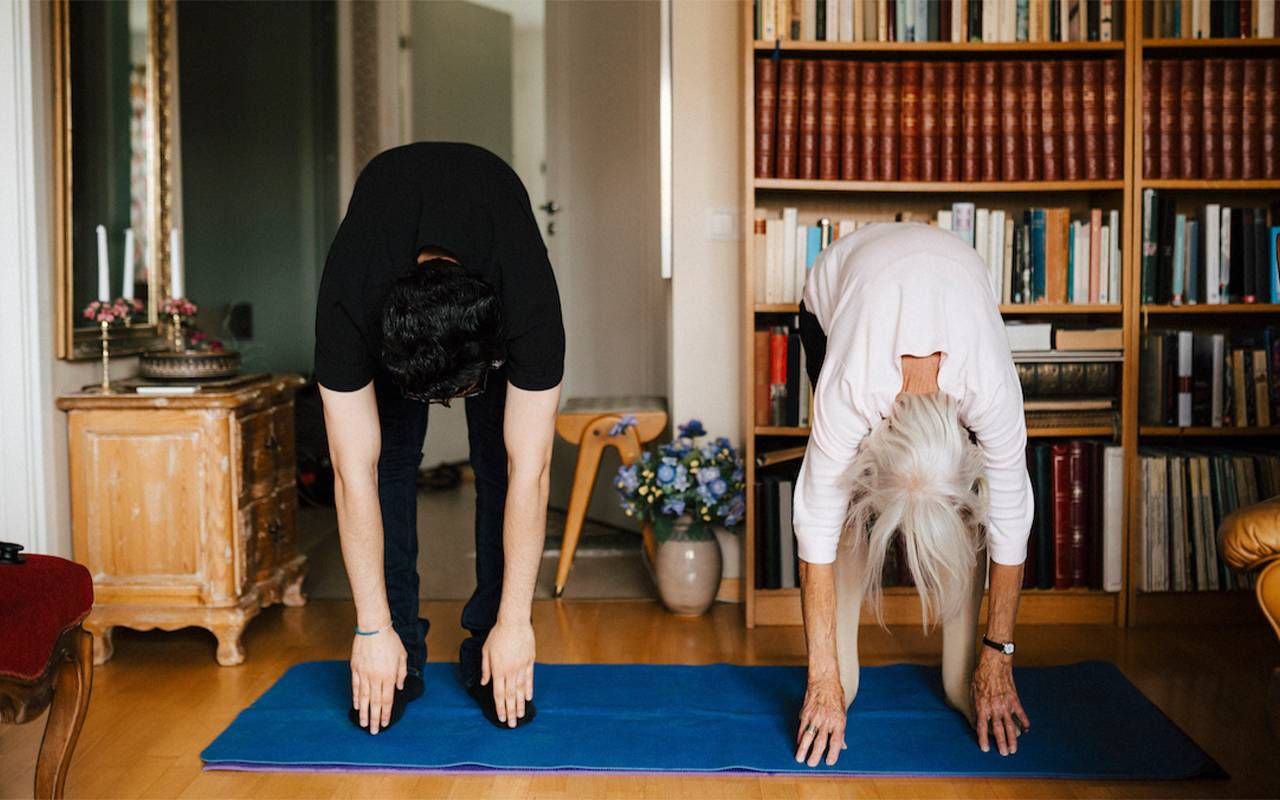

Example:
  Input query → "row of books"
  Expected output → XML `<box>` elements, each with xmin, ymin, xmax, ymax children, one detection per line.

<box><xmin>1141</xmin><ymin>58</ymin><xmax>1280</xmax><ymax>180</ymax></box>
<box><xmin>1137</xmin><ymin>447</ymin><xmax>1276</xmax><ymax>592</ymax></box>
<box><xmin>754</xmin><ymin>322</ymin><xmax>813</xmax><ymax>428</ymax></box>
<box><xmin>1140</xmin><ymin>328</ymin><xmax>1280</xmax><ymax>428</ymax></box>
<box><xmin>752</xmin><ymin>209</ymin><xmax>846</xmax><ymax>304</ymax></box>
<box><xmin>1140</xmin><ymin>194</ymin><xmax>1280</xmax><ymax>305</ymax></box>
<box><xmin>754</xmin><ymin>57</ymin><xmax>1124</xmax><ymax>183</ymax></box>
<box><xmin>754</xmin><ymin>0</ymin><xmax>1124</xmax><ymax>43</ymax></box>
<box><xmin>1145</xmin><ymin>0</ymin><xmax>1277</xmax><ymax>39</ymax></box>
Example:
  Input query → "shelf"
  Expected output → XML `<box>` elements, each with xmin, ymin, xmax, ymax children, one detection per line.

<box><xmin>1129</xmin><ymin>589</ymin><xmax>1262</xmax><ymax>626</ymax></box>
<box><xmin>1140</xmin><ymin>37</ymin><xmax>1280</xmax><ymax>50</ymax></box>
<box><xmin>755</xmin><ymin>303</ymin><xmax>800</xmax><ymax>313</ymax></box>
<box><xmin>755</xmin><ymin>178</ymin><xmax>1125</xmax><ymax>193</ymax></box>
<box><xmin>753</xmin><ymin>586</ymin><xmax>1120</xmax><ymax>626</ymax></box>
<box><xmin>1027</xmin><ymin>426</ymin><xmax>1116</xmax><ymax>438</ymax></box>
<box><xmin>1141</xmin><ymin>426</ymin><xmax>1280</xmax><ymax>437</ymax></box>
<box><xmin>1139</xmin><ymin>178</ymin><xmax>1280</xmax><ymax>190</ymax></box>
<box><xmin>755</xmin><ymin>425</ymin><xmax>810</xmax><ymax>437</ymax></box>
<box><xmin>753</xmin><ymin>40</ymin><xmax>1126</xmax><ymax>53</ymax></box>
<box><xmin>1001</xmin><ymin>304</ymin><xmax>1123</xmax><ymax>315</ymax></box>
<box><xmin>1141</xmin><ymin>303</ymin><xmax>1280</xmax><ymax>315</ymax></box>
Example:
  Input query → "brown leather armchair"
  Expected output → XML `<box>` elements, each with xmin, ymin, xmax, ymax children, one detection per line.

<box><xmin>1219</xmin><ymin>496</ymin><xmax>1280</xmax><ymax>728</ymax></box>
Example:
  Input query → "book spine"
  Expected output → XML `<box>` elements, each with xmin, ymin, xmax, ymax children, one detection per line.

<box><xmin>962</xmin><ymin>61</ymin><xmax>982</xmax><ymax>181</ymax></box>
<box><xmin>1202</xmin><ymin>58</ymin><xmax>1223</xmax><ymax>181</ymax></box>
<box><xmin>899</xmin><ymin>61</ymin><xmax>922</xmax><ymax>181</ymax></box>
<box><xmin>1089</xmin><ymin>207</ymin><xmax>1102</xmax><ymax>304</ymax></box>
<box><xmin>754</xmin><ymin>57</ymin><xmax>778</xmax><ymax>178</ymax></box>
<box><xmin>1034</xmin><ymin>444</ymin><xmax>1054</xmax><ymax>590</ymax></box>
<box><xmin>799</xmin><ymin>60</ymin><xmax>821</xmax><ymax>180</ymax></box>
<box><xmin>769</xmin><ymin>327</ymin><xmax>788</xmax><ymax>426</ymax></box>
<box><xmin>1040</xmin><ymin>59</ymin><xmax>1062</xmax><ymax>181</ymax></box>
<box><xmin>920</xmin><ymin>61</ymin><xmax>941</xmax><ymax>181</ymax></box>
<box><xmin>1242</xmin><ymin>58</ymin><xmax>1262</xmax><ymax>180</ymax></box>
<box><xmin>940</xmin><ymin>61</ymin><xmax>962</xmax><ymax>181</ymax></box>
<box><xmin>1265</xmin><ymin>58</ymin><xmax>1279</xmax><ymax>179</ymax></box>
<box><xmin>1141</xmin><ymin>58</ymin><xmax>1159</xmax><ymax>178</ymax></box>
<box><xmin>1157</xmin><ymin>58</ymin><xmax>1180</xmax><ymax>180</ymax></box>
<box><xmin>1051</xmin><ymin>443</ymin><xmax>1072</xmax><ymax>589</ymax></box>
<box><xmin>979</xmin><ymin>61</ymin><xmax>1001</xmax><ymax>181</ymax></box>
<box><xmin>840</xmin><ymin>61</ymin><xmax>860</xmax><ymax>180</ymax></box>
<box><xmin>1178</xmin><ymin>58</ymin><xmax>1203</xmax><ymax>180</ymax></box>
<box><xmin>776</xmin><ymin>59</ymin><xmax>801</xmax><ymax>179</ymax></box>
<box><xmin>754</xmin><ymin>329</ymin><xmax>771</xmax><ymax>427</ymax></box>
<box><xmin>1067</xmin><ymin>441</ymin><xmax>1089</xmax><ymax>588</ymax></box>
<box><xmin>1102</xmin><ymin>57</ymin><xmax>1123</xmax><ymax>180</ymax></box>
<box><xmin>1080</xmin><ymin>58</ymin><xmax>1102</xmax><ymax>181</ymax></box>
<box><xmin>879</xmin><ymin>61</ymin><xmax>901</xmax><ymax>180</ymax></box>
<box><xmin>818</xmin><ymin>59</ymin><xmax>843</xmax><ymax>180</ymax></box>
<box><xmin>1222</xmin><ymin>57</ymin><xmax>1243</xmax><ymax>180</ymax></box>
<box><xmin>1019</xmin><ymin>61</ymin><xmax>1041</xmax><ymax>181</ymax></box>
<box><xmin>860</xmin><ymin>61</ymin><xmax>881</xmax><ymax>179</ymax></box>
<box><xmin>1000</xmin><ymin>61</ymin><xmax>1023</xmax><ymax>181</ymax></box>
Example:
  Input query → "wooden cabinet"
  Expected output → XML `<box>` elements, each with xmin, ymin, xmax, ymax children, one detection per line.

<box><xmin>57</xmin><ymin>375</ymin><xmax>308</xmax><ymax>666</ymax></box>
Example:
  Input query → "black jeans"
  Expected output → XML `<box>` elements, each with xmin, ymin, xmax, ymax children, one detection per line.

<box><xmin>798</xmin><ymin>301</ymin><xmax>827</xmax><ymax>386</ymax></box>
<box><xmin>373</xmin><ymin>368</ymin><xmax>509</xmax><ymax>683</ymax></box>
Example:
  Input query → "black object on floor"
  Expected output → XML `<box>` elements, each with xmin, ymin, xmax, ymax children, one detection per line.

<box><xmin>465</xmin><ymin>680</ymin><xmax>538</xmax><ymax>730</ymax></box>
<box><xmin>347</xmin><ymin>672</ymin><xmax>424</xmax><ymax>734</ymax></box>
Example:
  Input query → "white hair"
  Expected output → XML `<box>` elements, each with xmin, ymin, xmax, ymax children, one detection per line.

<box><xmin>840</xmin><ymin>391</ymin><xmax>989</xmax><ymax>629</ymax></box>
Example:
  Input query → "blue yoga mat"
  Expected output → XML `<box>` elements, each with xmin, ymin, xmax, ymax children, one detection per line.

<box><xmin>201</xmin><ymin>661</ymin><xmax>1222</xmax><ymax>778</ymax></box>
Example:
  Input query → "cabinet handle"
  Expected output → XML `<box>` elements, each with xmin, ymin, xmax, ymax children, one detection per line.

<box><xmin>268</xmin><ymin>519</ymin><xmax>282</xmax><ymax>543</ymax></box>
<box><xmin>266</xmin><ymin>435</ymin><xmax>280</xmax><ymax>452</ymax></box>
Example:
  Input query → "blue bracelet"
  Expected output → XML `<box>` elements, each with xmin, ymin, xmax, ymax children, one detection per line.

<box><xmin>354</xmin><ymin>622</ymin><xmax>393</xmax><ymax>637</ymax></box>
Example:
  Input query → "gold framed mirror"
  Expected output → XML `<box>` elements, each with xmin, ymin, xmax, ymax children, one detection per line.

<box><xmin>53</xmin><ymin>0</ymin><xmax>180</xmax><ymax>359</ymax></box>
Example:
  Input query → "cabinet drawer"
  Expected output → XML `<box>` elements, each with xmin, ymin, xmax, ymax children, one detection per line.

<box><xmin>239</xmin><ymin>409</ymin><xmax>276</xmax><ymax>504</ymax></box>
<box><xmin>247</xmin><ymin>498</ymin><xmax>277</xmax><ymax>581</ymax></box>
<box><xmin>273</xmin><ymin>483</ymin><xmax>299</xmax><ymax>563</ymax></box>
<box><xmin>270</xmin><ymin>403</ymin><xmax>296</xmax><ymax>487</ymax></box>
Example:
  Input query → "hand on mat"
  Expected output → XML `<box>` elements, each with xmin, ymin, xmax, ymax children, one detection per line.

<box><xmin>795</xmin><ymin>674</ymin><xmax>847</xmax><ymax>767</ymax></box>
<box><xmin>350</xmin><ymin>626</ymin><xmax>407</xmax><ymax>735</ymax></box>
<box><xmin>971</xmin><ymin>648</ymin><xmax>1030</xmax><ymax>757</ymax></box>
<box><xmin>482</xmin><ymin>618</ymin><xmax>535</xmax><ymax>728</ymax></box>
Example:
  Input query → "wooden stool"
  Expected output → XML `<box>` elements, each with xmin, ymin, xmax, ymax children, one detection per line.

<box><xmin>554</xmin><ymin>397</ymin><xmax>667</xmax><ymax>597</ymax></box>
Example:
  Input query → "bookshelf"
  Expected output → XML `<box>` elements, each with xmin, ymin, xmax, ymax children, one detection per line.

<box><xmin>1125</xmin><ymin>29</ymin><xmax>1280</xmax><ymax>625</ymax></box>
<box><xmin>742</xmin><ymin>1</ymin><xmax>1141</xmax><ymax>629</ymax></box>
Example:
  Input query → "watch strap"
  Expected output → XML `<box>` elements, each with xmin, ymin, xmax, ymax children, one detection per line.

<box><xmin>982</xmin><ymin>635</ymin><xmax>1015</xmax><ymax>655</ymax></box>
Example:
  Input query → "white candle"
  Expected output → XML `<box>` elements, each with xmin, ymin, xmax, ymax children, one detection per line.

<box><xmin>169</xmin><ymin>227</ymin><xmax>184</xmax><ymax>299</ymax></box>
<box><xmin>96</xmin><ymin>224</ymin><xmax>110</xmax><ymax>301</ymax></box>
<box><xmin>121</xmin><ymin>228</ymin><xmax>135</xmax><ymax>301</ymax></box>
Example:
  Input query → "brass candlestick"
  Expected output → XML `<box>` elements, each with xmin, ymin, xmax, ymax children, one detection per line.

<box><xmin>171</xmin><ymin>311</ymin><xmax>184</xmax><ymax>352</ymax></box>
<box><xmin>99</xmin><ymin>319</ymin><xmax>113</xmax><ymax>393</ymax></box>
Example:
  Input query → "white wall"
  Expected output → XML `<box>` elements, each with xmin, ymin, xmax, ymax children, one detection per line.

<box><xmin>669</xmin><ymin>0</ymin><xmax>743</xmax><ymax>444</ymax></box>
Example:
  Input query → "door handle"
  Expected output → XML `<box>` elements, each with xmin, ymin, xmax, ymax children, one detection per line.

<box><xmin>539</xmin><ymin>201</ymin><xmax>561</xmax><ymax>215</ymax></box>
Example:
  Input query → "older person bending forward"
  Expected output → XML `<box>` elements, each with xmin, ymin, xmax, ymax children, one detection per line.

<box><xmin>792</xmin><ymin>222</ymin><xmax>1035</xmax><ymax>767</ymax></box>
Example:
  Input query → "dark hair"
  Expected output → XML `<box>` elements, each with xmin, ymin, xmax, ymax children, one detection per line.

<box><xmin>380</xmin><ymin>258</ymin><xmax>503</xmax><ymax>399</ymax></box>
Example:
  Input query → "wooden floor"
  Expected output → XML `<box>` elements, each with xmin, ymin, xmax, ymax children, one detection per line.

<box><xmin>2</xmin><ymin>599</ymin><xmax>1278</xmax><ymax>799</ymax></box>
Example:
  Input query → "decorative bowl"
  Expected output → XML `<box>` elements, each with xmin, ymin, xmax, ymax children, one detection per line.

<box><xmin>139</xmin><ymin>349</ymin><xmax>241</xmax><ymax>381</ymax></box>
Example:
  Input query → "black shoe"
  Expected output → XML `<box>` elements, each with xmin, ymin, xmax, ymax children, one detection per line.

<box><xmin>347</xmin><ymin>672</ymin><xmax>424</xmax><ymax>734</ymax></box>
<box><xmin>461</xmin><ymin>669</ymin><xmax>537</xmax><ymax>730</ymax></box>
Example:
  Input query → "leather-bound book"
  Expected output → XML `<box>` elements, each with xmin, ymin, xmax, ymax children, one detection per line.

<box><xmin>1050</xmin><ymin>442</ymin><xmax>1072</xmax><ymax>590</ymax></box>
<box><xmin>776</xmin><ymin>59</ymin><xmax>801</xmax><ymax>179</ymax></box>
<box><xmin>1087</xmin><ymin>441</ymin><xmax>1104</xmax><ymax>590</ymax></box>
<box><xmin>962</xmin><ymin>61</ymin><xmax>981</xmax><ymax>181</ymax></box>
<box><xmin>1265</xmin><ymin>59</ymin><xmax>1279</xmax><ymax>179</ymax></box>
<box><xmin>755</xmin><ymin>57</ymin><xmax>778</xmax><ymax>178</ymax></box>
<box><xmin>860</xmin><ymin>62</ymin><xmax>881</xmax><ymax>180</ymax></box>
<box><xmin>941</xmin><ymin>61</ymin><xmax>963</xmax><ymax>181</ymax></box>
<box><xmin>1222</xmin><ymin>57</ymin><xmax>1243</xmax><ymax>180</ymax></box>
<box><xmin>799</xmin><ymin>60</ymin><xmax>821</xmax><ymax>180</ymax></box>
<box><xmin>979</xmin><ymin>61</ymin><xmax>1000</xmax><ymax>181</ymax></box>
<box><xmin>1067</xmin><ymin>440</ymin><xmax>1090</xmax><ymax>588</ymax></box>
<box><xmin>840</xmin><ymin>61</ymin><xmax>860</xmax><ymax>180</ymax></box>
<box><xmin>1103</xmin><ymin>58</ymin><xmax>1123</xmax><ymax>180</ymax></box>
<box><xmin>899</xmin><ymin>61</ymin><xmax>922</xmax><ymax>181</ymax></box>
<box><xmin>1000</xmin><ymin>61</ymin><xmax>1023</xmax><ymax>181</ymax></box>
<box><xmin>920</xmin><ymin>62</ymin><xmax>941</xmax><ymax>181</ymax></box>
<box><xmin>1081</xmin><ymin>59</ymin><xmax>1103</xmax><ymax>180</ymax></box>
<box><xmin>1044</xmin><ymin>207</ymin><xmax>1070</xmax><ymax>303</ymax></box>
<box><xmin>879</xmin><ymin>61</ymin><xmax>901</xmax><ymax>181</ymax></box>
<box><xmin>1019</xmin><ymin>61</ymin><xmax>1041</xmax><ymax>181</ymax></box>
<box><xmin>1157</xmin><ymin>59</ymin><xmax>1180</xmax><ymax>180</ymax></box>
<box><xmin>1202</xmin><ymin>59</ymin><xmax>1223</xmax><ymax>181</ymax></box>
<box><xmin>819</xmin><ymin>59</ymin><xmax>843</xmax><ymax>180</ymax></box>
<box><xmin>1061</xmin><ymin>59</ymin><xmax>1083</xmax><ymax>181</ymax></box>
<box><xmin>1242</xmin><ymin>59</ymin><xmax>1262</xmax><ymax>180</ymax></box>
<box><xmin>1178</xmin><ymin>58</ymin><xmax>1203</xmax><ymax>180</ymax></box>
<box><xmin>1033</xmin><ymin>444</ymin><xmax>1054</xmax><ymax>590</ymax></box>
<box><xmin>1141</xmin><ymin>58</ymin><xmax>1159</xmax><ymax>178</ymax></box>
<box><xmin>1040</xmin><ymin>60</ymin><xmax>1062</xmax><ymax>181</ymax></box>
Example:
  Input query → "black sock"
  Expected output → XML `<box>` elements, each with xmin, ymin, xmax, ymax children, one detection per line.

<box><xmin>347</xmin><ymin>672</ymin><xmax>424</xmax><ymax>734</ymax></box>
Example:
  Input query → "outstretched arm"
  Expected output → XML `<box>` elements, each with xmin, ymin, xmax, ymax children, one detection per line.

<box><xmin>481</xmin><ymin>381</ymin><xmax>561</xmax><ymax>727</ymax></box>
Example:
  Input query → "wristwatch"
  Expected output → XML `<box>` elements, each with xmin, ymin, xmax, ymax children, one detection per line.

<box><xmin>981</xmin><ymin>635</ymin><xmax>1015</xmax><ymax>656</ymax></box>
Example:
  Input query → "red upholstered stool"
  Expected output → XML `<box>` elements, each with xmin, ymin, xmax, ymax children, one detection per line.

<box><xmin>0</xmin><ymin>544</ymin><xmax>94</xmax><ymax>799</ymax></box>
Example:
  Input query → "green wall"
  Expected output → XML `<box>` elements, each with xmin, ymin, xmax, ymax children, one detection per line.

<box><xmin>178</xmin><ymin>0</ymin><xmax>337</xmax><ymax>374</ymax></box>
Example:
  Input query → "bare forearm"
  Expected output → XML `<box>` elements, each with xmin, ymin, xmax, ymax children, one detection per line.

<box><xmin>985</xmin><ymin>561</ymin><xmax>1024</xmax><ymax>642</ymax></box>
<box><xmin>799</xmin><ymin>560</ymin><xmax>839</xmax><ymax>679</ymax></box>
<box><xmin>334</xmin><ymin>469</ymin><xmax>391</xmax><ymax>629</ymax></box>
<box><xmin>496</xmin><ymin>468</ymin><xmax>550</xmax><ymax>623</ymax></box>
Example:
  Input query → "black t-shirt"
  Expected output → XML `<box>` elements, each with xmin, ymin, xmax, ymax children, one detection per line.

<box><xmin>314</xmin><ymin>142</ymin><xmax>565</xmax><ymax>393</ymax></box>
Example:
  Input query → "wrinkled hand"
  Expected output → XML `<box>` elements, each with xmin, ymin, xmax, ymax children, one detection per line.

<box><xmin>350</xmin><ymin>626</ymin><xmax>407</xmax><ymax>735</ymax></box>
<box><xmin>795</xmin><ymin>674</ymin><xmax>847</xmax><ymax>767</ymax></box>
<box><xmin>971</xmin><ymin>649</ymin><xmax>1030</xmax><ymax>756</ymax></box>
<box><xmin>482</xmin><ymin>619</ymin><xmax>536</xmax><ymax>728</ymax></box>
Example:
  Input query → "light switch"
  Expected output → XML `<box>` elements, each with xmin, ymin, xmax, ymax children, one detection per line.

<box><xmin>706</xmin><ymin>208</ymin><xmax>740</xmax><ymax>241</ymax></box>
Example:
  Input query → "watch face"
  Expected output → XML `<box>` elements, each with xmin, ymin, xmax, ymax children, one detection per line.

<box><xmin>1002</xmin><ymin>643</ymin><xmax>1015</xmax><ymax>655</ymax></box>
